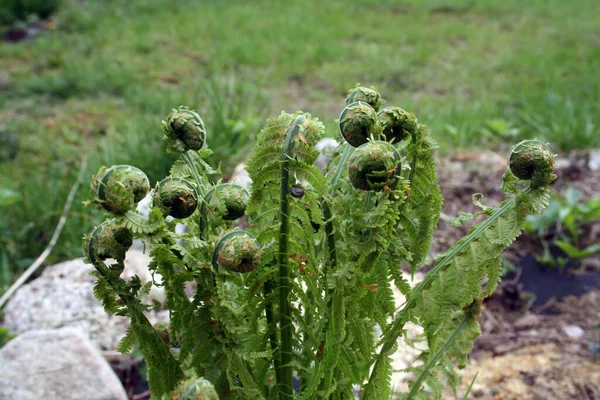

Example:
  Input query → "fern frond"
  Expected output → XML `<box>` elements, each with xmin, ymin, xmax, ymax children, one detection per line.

<box><xmin>400</xmin><ymin>124</ymin><xmax>443</xmax><ymax>274</ymax></box>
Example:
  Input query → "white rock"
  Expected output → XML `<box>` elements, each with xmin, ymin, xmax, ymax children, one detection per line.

<box><xmin>562</xmin><ymin>324</ymin><xmax>584</xmax><ymax>339</ymax></box>
<box><xmin>0</xmin><ymin>328</ymin><xmax>127</xmax><ymax>400</ymax></box>
<box><xmin>136</xmin><ymin>193</ymin><xmax>153</xmax><ymax>218</ymax></box>
<box><xmin>3</xmin><ymin>252</ymin><xmax>167</xmax><ymax>350</ymax></box>
<box><xmin>229</xmin><ymin>162</ymin><xmax>252</xmax><ymax>188</ymax></box>
<box><xmin>588</xmin><ymin>150</ymin><xmax>600</xmax><ymax>171</ymax></box>
<box><xmin>315</xmin><ymin>138</ymin><xmax>340</xmax><ymax>170</ymax></box>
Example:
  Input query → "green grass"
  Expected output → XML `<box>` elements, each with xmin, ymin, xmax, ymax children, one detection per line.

<box><xmin>0</xmin><ymin>0</ymin><xmax>598</xmax><ymax>294</ymax></box>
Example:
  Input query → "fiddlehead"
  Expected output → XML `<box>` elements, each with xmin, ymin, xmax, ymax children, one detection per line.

<box><xmin>377</xmin><ymin>106</ymin><xmax>418</xmax><ymax>143</ymax></box>
<box><xmin>211</xmin><ymin>230</ymin><xmax>261</xmax><ymax>273</ymax></box>
<box><xmin>509</xmin><ymin>139</ymin><xmax>556</xmax><ymax>189</ymax></box>
<box><xmin>90</xmin><ymin>165</ymin><xmax>150</xmax><ymax>215</ymax></box>
<box><xmin>348</xmin><ymin>140</ymin><xmax>400</xmax><ymax>192</ymax></box>
<box><xmin>153</xmin><ymin>177</ymin><xmax>199</xmax><ymax>219</ymax></box>
<box><xmin>346</xmin><ymin>86</ymin><xmax>385</xmax><ymax>110</ymax></box>
<box><xmin>338</xmin><ymin>101</ymin><xmax>382</xmax><ymax>147</ymax></box>
<box><xmin>84</xmin><ymin>219</ymin><xmax>133</xmax><ymax>268</ymax></box>
<box><xmin>162</xmin><ymin>106</ymin><xmax>207</xmax><ymax>153</ymax></box>
<box><xmin>172</xmin><ymin>377</ymin><xmax>219</xmax><ymax>400</ymax></box>
<box><xmin>204</xmin><ymin>183</ymin><xmax>249</xmax><ymax>221</ymax></box>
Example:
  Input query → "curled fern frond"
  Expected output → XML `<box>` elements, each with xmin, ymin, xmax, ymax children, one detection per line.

<box><xmin>84</xmin><ymin>219</ymin><xmax>132</xmax><ymax>266</ymax></box>
<box><xmin>346</xmin><ymin>86</ymin><xmax>385</xmax><ymax>110</ymax></box>
<box><xmin>348</xmin><ymin>141</ymin><xmax>400</xmax><ymax>191</ymax></box>
<box><xmin>90</xmin><ymin>165</ymin><xmax>150</xmax><ymax>215</ymax></box>
<box><xmin>338</xmin><ymin>101</ymin><xmax>381</xmax><ymax>147</ymax></box>
<box><xmin>212</xmin><ymin>230</ymin><xmax>261</xmax><ymax>273</ymax></box>
<box><xmin>509</xmin><ymin>139</ymin><xmax>556</xmax><ymax>189</ymax></box>
<box><xmin>171</xmin><ymin>377</ymin><xmax>219</xmax><ymax>400</ymax></box>
<box><xmin>377</xmin><ymin>106</ymin><xmax>417</xmax><ymax>143</ymax></box>
<box><xmin>205</xmin><ymin>183</ymin><xmax>249</xmax><ymax>221</ymax></box>
<box><xmin>153</xmin><ymin>177</ymin><xmax>199</xmax><ymax>219</ymax></box>
<box><xmin>162</xmin><ymin>106</ymin><xmax>207</xmax><ymax>152</ymax></box>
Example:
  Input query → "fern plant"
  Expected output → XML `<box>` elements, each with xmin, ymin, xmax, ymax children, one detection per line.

<box><xmin>82</xmin><ymin>87</ymin><xmax>556</xmax><ymax>399</ymax></box>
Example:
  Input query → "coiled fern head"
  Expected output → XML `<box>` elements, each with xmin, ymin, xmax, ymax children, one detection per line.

<box><xmin>509</xmin><ymin>139</ymin><xmax>556</xmax><ymax>189</ymax></box>
<box><xmin>153</xmin><ymin>177</ymin><xmax>199</xmax><ymax>219</ymax></box>
<box><xmin>171</xmin><ymin>377</ymin><xmax>219</xmax><ymax>400</ymax></box>
<box><xmin>348</xmin><ymin>140</ymin><xmax>400</xmax><ymax>191</ymax></box>
<box><xmin>162</xmin><ymin>106</ymin><xmax>207</xmax><ymax>152</ymax></box>
<box><xmin>83</xmin><ymin>219</ymin><xmax>132</xmax><ymax>266</ymax></box>
<box><xmin>339</xmin><ymin>101</ymin><xmax>382</xmax><ymax>147</ymax></box>
<box><xmin>211</xmin><ymin>230</ymin><xmax>261</xmax><ymax>273</ymax></box>
<box><xmin>205</xmin><ymin>183</ymin><xmax>249</xmax><ymax>221</ymax></box>
<box><xmin>90</xmin><ymin>165</ymin><xmax>150</xmax><ymax>215</ymax></box>
<box><xmin>346</xmin><ymin>86</ymin><xmax>385</xmax><ymax>110</ymax></box>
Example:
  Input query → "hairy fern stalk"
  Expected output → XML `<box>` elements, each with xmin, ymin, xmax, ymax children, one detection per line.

<box><xmin>82</xmin><ymin>89</ymin><xmax>555</xmax><ymax>399</ymax></box>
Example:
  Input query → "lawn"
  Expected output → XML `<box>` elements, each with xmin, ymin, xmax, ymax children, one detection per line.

<box><xmin>0</xmin><ymin>0</ymin><xmax>599</xmax><ymax>292</ymax></box>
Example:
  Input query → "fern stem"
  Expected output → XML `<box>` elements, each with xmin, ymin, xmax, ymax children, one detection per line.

<box><xmin>264</xmin><ymin>279</ymin><xmax>282</xmax><ymax>394</ymax></box>
<box><xmin>366</xmin><ymin>187</ymin><xmax>533</xmax><ymax>392</ymax></box>
<box><xmin>407</xmin><ymin>315</ymin><xmax>472</xmax><ymax>400</ymax></box>
<box><xmin>91</xmin><ymin>260</ymin><xmax>184</xmax><ymax>393</ymax></box>
<box><xmin>279</xmin><ymin>115</ymin><xmax>307</xmax><ymax>399</ymax></box>
<box><xmin>183</xmin><ymin>151</ymin><xmax>208</xmax><ymax>237</ymax></box>
<box><xmin>300</xmin><ymin>291</ymin><xmax>314</xmax><ymax>393</ymax></box>
<box><xmin>408</xmin><ymin>131</ymin><xmax>417</xmax><ymax>185</ymax></box>
<box><xmin>364</xmin><ymin>192</ymin><xmax>372</xmax><ymax>213</ymax></box>
<box><xmin>329</xmin><ymin>145</ymin><xmax>353</xmax><ymax>195</ymax></box>
<box><xmin>407</xmin><ymin>315</ymin><xmax>470</xmax><ymax>399</ymax></box>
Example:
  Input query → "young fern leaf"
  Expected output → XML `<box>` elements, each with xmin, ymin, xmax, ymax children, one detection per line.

<box><xmin>367</xmin><ymin>140</ymin><xmax>555</xmax><ymax>398</ymax></box>
<box><xmin>400</xmin><ymin>124</ymin><xmax>442</xmax><ymax>275</ymax></box>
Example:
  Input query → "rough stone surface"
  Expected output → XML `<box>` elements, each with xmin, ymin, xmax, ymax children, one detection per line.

<box><xmin>0</xmin><ymin>328</ymin><xmax>127</xmax><ymax>400</ymax></box>
<box><xmin>588</xmin><ymin>150</ymin><xmax>600</xmax><ymax>171</ymax></box>
<box><xmin>3</xmin><ymin>252</ymin><xmax>167</xmax><ymax>350</ymax></box>
<box><xmin>229</xmin><ymin>162</ymin><xmax>252</xmax><ymax>188</ymax></box>
<box><xmin>315</xmin><ymin>138</ymin><xmax>340</xmax><ymax>170</ymax></box>
<box><xmin>561</xmin><ymin>324</ymin><xmax>584</xmax><ymax>339</ymax></box>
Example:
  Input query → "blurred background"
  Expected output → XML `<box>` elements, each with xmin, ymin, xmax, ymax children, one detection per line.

<box><xmin>0</xmin><ymin>0</ymin><xmax>598</xmax><ymax>398</ymax></box>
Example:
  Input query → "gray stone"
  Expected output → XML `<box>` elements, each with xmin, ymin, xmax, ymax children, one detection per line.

<box><xmin>229</xmin><ymin>162</ymin><xmax>252</xmax><ymax>188</ymax></box>
<box><xmin>315</xmin><ymin>138</ymin><xmax>340</xmax><ymax>170</ymax></box>
<box><xmin>588</xmin><ymin>150</ymin><xmax>600</xmax><ymax>171</ymax></box>
<box><xmin>3</xmin><ymin>252</ymin><xmax>167</xmax><ymax>350</ymax></box>
<box><xmin>562</xmin><ymin>324</ymin><xmax>584</xmax><ymax>339</ymax></box>
<box><xmin>0</xmin><ymin>328</ymin><xmax>127</xmax><ymax>400</ymax></box>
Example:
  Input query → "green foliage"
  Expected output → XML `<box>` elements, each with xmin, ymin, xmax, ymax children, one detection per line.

<box><xmin>0</xmin><ymin>325</ymin><xmax>16</xmax><ymax>348</ymax></box>
<box><xmin>0</xmin><ymin>0</ymin><xmax>60</xmax><ymax>26</ymax></box>
<box><xmin>82</xmin><ymin>86</ymin><xmax>555</xmax><ymax>399</ymax></box>
<box><xmin>525</xmin><ymin>187</ymin><xmax>600</xmax><ymax>269</ymax></box>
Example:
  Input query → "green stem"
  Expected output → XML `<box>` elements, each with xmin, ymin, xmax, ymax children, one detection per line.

<box><xmin>329</xmin><ymin>145</ymin><xmax>353</xmax><ymax>196</ymax></box>
<box><xmin>90</xmin><ymin>260</ymin><xmax>185</xmax><ymax>393</ymax></box>
<box><xmin>278</xmin><ymin>115</ymin><xmax>307</xmax><ymax>399</ymax></box>
<box><xmin>365</xmin><ymin>187</ymin><xmax>533</xmax><ymax>392</ymax></box>
<box><xmin>364</xmin><ymin>192</ymin><xmax>372</xmax><ymax>213</ymax></box>
<box><xmin>406</xmin><ymin>315</ymin><xmax>470</xmax><ymax>399</ymax></box>
<box><xmin>300</xmin><ymin>290</ymin><xmax>314</xmax><ymax>393</ymax></box>
<box><xmin>264</xmin><ymin>279</ymin><xmax>282</xmax><ymax>394</ymax></box>
<box><xmin>183</xmin><ymin>151</ymin><xmax>208</xmax><ymax>238</ymax></box>
<box><xmin>408</xmin><ymin>131</ymin><xmax>417</xmax><ymax>186</ymax></box>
